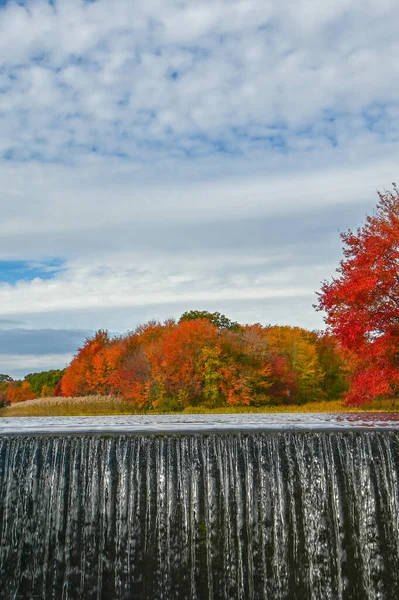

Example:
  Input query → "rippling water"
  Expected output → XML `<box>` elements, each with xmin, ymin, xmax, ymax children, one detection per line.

<box><xmin>1</xmin><ymin>412</ymin><xmax>399</xmax><ymax>434</ymax></box>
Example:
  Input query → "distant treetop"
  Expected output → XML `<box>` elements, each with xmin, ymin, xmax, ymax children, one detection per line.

<box><xmin>179</xmin><ymin>310</ymin><xmax>240</xmax><ymax>331</ymax></box>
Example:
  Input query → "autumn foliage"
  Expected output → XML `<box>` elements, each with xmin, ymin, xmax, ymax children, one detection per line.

<box><xmin>317</xmin><ymin>187</ymin><xmax>399</xmax><ymax>405</ymax></box>
<box><xmin>0</xmin><ymin>370</ymin><xmax>65</xmax><ymax>406</ymax></box>
<box><xmin>55</xmin><ymin>313</ymin><xmax>347</xmax><ymax>410</ymax></box>
<box><xmin>0</xmin><ymin>313</ymin><xmax>348</xmax><ymax>409</ymax></box>
<box><xmin>5</xmin><ymin>381</ymin><xmax>36</xmax><ymax>404</ymax></box>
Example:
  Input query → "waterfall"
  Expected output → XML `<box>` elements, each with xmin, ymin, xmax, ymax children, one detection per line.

<box><xmin>1</xmin><ymin>432</ymin><xmax>399</xmax><ymax>599</ymax></box>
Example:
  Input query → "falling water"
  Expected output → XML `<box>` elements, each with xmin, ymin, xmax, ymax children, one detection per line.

<box><xmin>1</xmin><ymin>431</ymin><xmax>399</xmax><ymax>599</ymax></box>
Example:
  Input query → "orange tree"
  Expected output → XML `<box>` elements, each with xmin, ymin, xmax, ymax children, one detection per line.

<box><xmin>158</xmin><ymin>319</ymin><xmax>219</xmax><ymax>407</ymax></box>
<box><xmin>108</xmin><ymin>320</ymin><xmax>175</xmax><ymax>408</ymax></box>
<box><xmin>61</xmin><ymin>330</ymin><xmax>111</xmax><ymax>396</ymax></box>
<box><xmin>6</xmin><ymin>381</ymin><xmax>36</xmax><ymax>403</ymax></box>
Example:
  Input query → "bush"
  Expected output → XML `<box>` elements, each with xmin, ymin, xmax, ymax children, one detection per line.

<box><xmin>153</xmin><ymin>396</ymin><xmax>183</xmax><ymax>412</ymax></box>
<box><xmin>0</xmin><ymin>392</ymin><xmax>10</xmax><ymax>408</ymax></box>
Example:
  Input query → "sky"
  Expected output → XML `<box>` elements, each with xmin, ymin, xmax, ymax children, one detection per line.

<box><xmin>0</xmin><ymin>0</ymin><xmax>398</xmax><ymax>378</ymax></box>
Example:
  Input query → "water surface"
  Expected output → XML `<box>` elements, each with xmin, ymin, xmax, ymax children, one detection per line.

<box><xmin>1</xmin><ymin>412</ymin><xmax>399</xmax><ymax>435</ymax></box>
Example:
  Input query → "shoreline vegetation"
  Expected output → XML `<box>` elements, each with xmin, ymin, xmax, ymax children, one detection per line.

<box><xmin>2</xmin><ymin>311</ymin><xmax>355</xmax><ymax>414</ymax></box>
<box><xmin>1</xmin><ymin>307</ymin><xmax>399</xmax><ymax>416</ymax></box>
<box><xmin>1</xmin><ymin>395</ymin><xmax>398</xmax><ymax>418</ymax></box>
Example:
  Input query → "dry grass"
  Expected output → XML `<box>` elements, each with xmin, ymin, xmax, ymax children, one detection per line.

<box><xmin>182</xmin><ymin>399</ymin><xmax>399</xmax><ymax>414</ymax></box>
<box><xmin>0</xmin><ymin>395</ymin><xmax>137</xmax><ymax>417</ymax></box>
<box><xmin>1</xmin><ymin>395</ymin><xmax>399</xmax><ymax>417</ymax></box>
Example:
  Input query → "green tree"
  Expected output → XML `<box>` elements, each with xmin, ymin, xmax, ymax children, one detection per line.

<box><xmin>314</xmin><ymin>334</ymin><xmax>349</xmax><ymax>400</ymax></box>
<box><xmin>24</xmin><ymin>369</ymin><xmax>65</xmax><ymax>397</ymax></box>
<box><xmin>179</xmin><ymin>310</ymin><xmax>240</xmax><ymax>331</ymax></box>
<box><xmin>0</xmin><ymin>375</ymin><xmax>13</xmax><ymax>397</ymax></box>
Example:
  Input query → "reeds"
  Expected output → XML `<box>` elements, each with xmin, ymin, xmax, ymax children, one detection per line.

<box><xmin>0</xmin><ymin>395</ymin><xmax>136</xmax><ymax>417</ymax></box>
<box><xmin>182</xmin><ymin>399</ymin><xmax>399</xmax><ymax>414</ymax></box>
<box><xmin>1</xmin><ymin>395</ymin><xmax>398</xmax><ymax>417</ymax></box>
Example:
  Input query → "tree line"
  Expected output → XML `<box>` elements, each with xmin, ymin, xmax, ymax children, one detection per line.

<box><xmin>0</xmin><ymin>370</ymin><xmax>65</xmax><ymax>406</ymax></box>
<box><xmin>1</xmin><ymin>312</ymin><xmax>348</xmax><ymax>410</ymax></box>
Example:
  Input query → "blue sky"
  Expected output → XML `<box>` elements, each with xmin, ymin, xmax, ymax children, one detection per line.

<box><xmin>0</xmin><ymin>0</ymin><xmax>398</xmax><ymax>378</ymax></box>
<box><xmin>0</xmin><ymin>259</ymin><xmax>64</xmax><ymax>284</ymax></box>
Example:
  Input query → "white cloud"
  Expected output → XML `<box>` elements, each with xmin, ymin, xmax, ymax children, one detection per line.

<box><xmin>0</xmin><ymin>156</ymin><xmax>396</xmax><ymax>249</ymax></box>
<box><xmin>0</xmin><ymin>245</ymin><xmax>332</xmax><ymax>341</ymax></box>
<box><xmin>0</xmin><ymin>263</ymin><xmax>313</xmax><ymax>316</ymax></box>
<box><xmin>0</xmin><ymin>0</ymin><xmax>399</xmax><ymax>161</ymax></box>
<box><xmin>0</xmin><ymin>353</ymin><xmax>72</xmax><ymax>378</ymax></box>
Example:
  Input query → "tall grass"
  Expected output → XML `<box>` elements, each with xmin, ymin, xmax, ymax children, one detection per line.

<box><xmin>1</xmin><ymin>395</ymin><xmax>399</xmax><ymax>417</ymax></box>
<box><xmin>0</xmin><ymin>396</ymin><xmax>137</xmax><ymax>417</ymax></box>
<box><xmin>182</xmin><ymin>399</ymin><xmax>399</xmax><ymax>414</ymax></box>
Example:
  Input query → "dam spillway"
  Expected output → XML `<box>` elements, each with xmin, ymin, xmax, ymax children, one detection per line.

<box><xmin>1</xmin><ymin>415</ymin><xmax>399</xmax><ymax>599</ymax></box>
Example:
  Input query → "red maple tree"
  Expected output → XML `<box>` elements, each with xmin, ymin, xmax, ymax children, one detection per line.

<box><xmin>317</xmin><ymin>186</ymin><xmax>399</xmax><ymax>405</ymax></box>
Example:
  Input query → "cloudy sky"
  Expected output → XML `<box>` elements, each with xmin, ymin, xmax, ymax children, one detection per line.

<box><xmin>0</xmin><ymin>0</ymin><xmax>398</xmax><ymax>378</ymax></box>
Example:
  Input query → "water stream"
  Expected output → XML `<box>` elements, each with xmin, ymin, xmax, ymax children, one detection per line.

<box><xmin>1</xmin><ymin>416</ymin><xmax>399</xmax><ymax>598</ymax></box>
